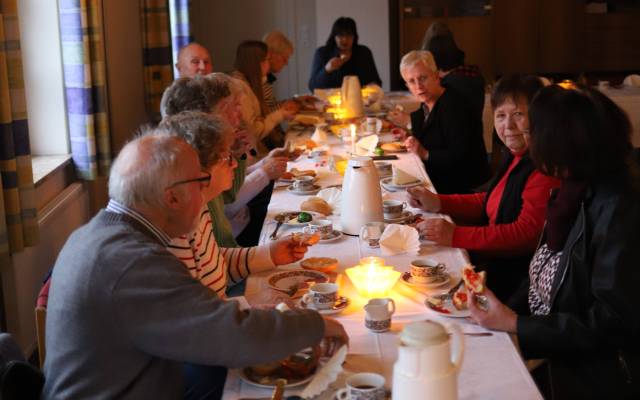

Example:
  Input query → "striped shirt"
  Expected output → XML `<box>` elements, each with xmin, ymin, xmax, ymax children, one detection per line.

<box><xmin>167</xmin><ymin>206</ymin><xmax>274</xmax><ymax>297</ymax></box>
<box><xmin>106</xmin><ymin>200</ymin><xmax>171</xmax><ymax>246</ymax></box>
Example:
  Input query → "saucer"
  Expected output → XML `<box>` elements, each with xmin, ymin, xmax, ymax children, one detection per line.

<box><xmin>298</xmin><ymin>295</ymin><xmax>349</xmax><ymax>315</ymax></box>
<box><xmin>401</xmin><ymin>272</ymin><xmax>450</xmax><ymax>289</ymax></box>
<box><xmin>384</xmin><ymin>210</ymin><xmax>413</xmax><ymax>223</ymax></box>
<box><xmin>318</xmin><ymin>230</ymin><xmax>343</xmax><ymax>243</ymax></box>
<box><xmin>380</xmin><ymin>177</ymin><xmax>422</xmax><ymax>191</ymax></box>
<box><xmin>287</xmin><ymin>184</ymin><xmax>321</xmax><ymax>195</ymax></box>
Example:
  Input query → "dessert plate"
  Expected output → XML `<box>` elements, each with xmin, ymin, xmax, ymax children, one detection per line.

<box><xmin>384</xmin><ymin>211</ymin><xmax>414</xmax><ymax>224</ymax></box>
<box><xmin>267</xmin><ymin>270</ymin><xmax>329</xmax><ymax>294</ymax></box>
<box><xmin>287</xmin><ymin>184</ymin><xmax>321</xmax><ymax>195</ymax></box>
<box><xmin>425</xmin><ymin>298</ymin><xmax>471</xmax><ymax>318</ymax></box>
<box><xmin>380</xmin><ymin>177</ymin><xmax>422</xmax><ymax>191</ymax></box>
<box><xmin>400</xmin><ymin>272</ymin><xmax>451</xmax><ymax>289</ymax></box>
<box><xmin>298</xmin><ymin>296</ymin><xmax>349</xmax><ymax>315</ymax></box>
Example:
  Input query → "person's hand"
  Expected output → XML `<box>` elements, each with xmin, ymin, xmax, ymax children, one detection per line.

<box><xmin>387</xmin><ymin>110</ymin><xmax>410</xmax><ymax>128</ymax></box>
<box><xmin>269</xmin><ymin>236</ymin><xmax>311</xmax><ymax>265</ymax></box>
<box><xmin>407</xmin><ymin>186</ymin><xmax>441</xmax><ymax>212</ymax></box>
<box><xmin>281</xmin><ymin>100</ymin><xmax>299</xmax><ymax>120</ymax></box>
<box><xmin>261</xmin><ymin>156</ymin><xmax>288</xmax><ymax>180</ymax></box>
<box><xmin>391</xmin><ymin>127</ymin><xmax>409</xmax><ymax>141</ymax></box>
<box><xmin>404</xmin><ymin>136</ymin><xmax>429</xmax><ymax>160</ymax></box>
<box><xmin>467</xmin><ymin>287</ymin><xmax>518</xmax><ymax>333</ymax></box>
<box><xmin>321</xmin><ymin>316</ymin><xmax>349</xmax><ymax>351</ymax></box>
<box><xmin>325</xmin><ymin>57</ymin><xmax>345</xmax><ymax>73</ymax></box>
<box><xmin>416</xmin><ymin>218</ymin><xmax>455</xmax><ymax>246</ymax></box>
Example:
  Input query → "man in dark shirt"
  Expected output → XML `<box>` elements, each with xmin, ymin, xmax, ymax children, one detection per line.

<box><xmin>400</xmin><ymin>50</ymin><xmax>489</xmax><ymax>194</ymax></box>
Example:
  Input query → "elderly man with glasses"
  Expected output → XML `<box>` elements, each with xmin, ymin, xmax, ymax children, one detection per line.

<box><xmin>42</xmin><ymin>132</ymin><xmax>347</xmax><ymax>399</ymax></box>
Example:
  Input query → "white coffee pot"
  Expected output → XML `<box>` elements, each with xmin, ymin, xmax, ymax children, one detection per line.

<box><xmin>341</xmin><ymin>75</ymin><xmax>364</xmax><ymax>118</ymax></box>
<box><xmin>392</xmin><ymin>320</ymin><xmax>465</xmax><ymax>400</ymax></box>
<box><xmin>340</xmin><ymin>156</ymin><xmax>383</xmax><ymax>235</ymax></box>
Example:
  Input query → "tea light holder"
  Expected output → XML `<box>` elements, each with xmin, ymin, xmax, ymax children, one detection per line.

<box><xmin>345</xmin><ymin>257</ymin><xmax>401</xmax><ymax>298</ymax></box>
<box><xmin>328</xmin><ymin>94</ymin><xmax>342</xmax><ymax>107</ymax></box>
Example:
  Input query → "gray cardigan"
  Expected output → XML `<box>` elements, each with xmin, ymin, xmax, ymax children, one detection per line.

<box><xmin>42</xmin><ymin>210</ymin><xmax>324</xmax><ymax>399</ymax></box>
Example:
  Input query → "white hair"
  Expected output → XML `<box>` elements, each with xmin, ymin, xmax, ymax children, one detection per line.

<box><xmin>108</xmin><ymin>132</ymin><xmax>190</xmax><ymax>209</ymax></box>
<box><xmin>400</xmin><ymin>50</ymin><xmax>438</xmax><ymax>74</ymax></box>
<box><xmin>262</xmin><ymin>30</ymin><xmax>293</xmax><ymax>55</ymax></box>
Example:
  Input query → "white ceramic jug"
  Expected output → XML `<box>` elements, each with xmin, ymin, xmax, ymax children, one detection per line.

<box><xmin>392</xmin><ymin>320</ymin><xmax>465</xmax><ymax>400</ymax></box>
<box><xmin>341</xmin><ymin>75</ymin><xmax>364</xmax><ymax>118</ymax></box>
<box><xmin>340</xmin><ymin>157</ymin><xmax>384</xmax><ymax>235</ymax></box>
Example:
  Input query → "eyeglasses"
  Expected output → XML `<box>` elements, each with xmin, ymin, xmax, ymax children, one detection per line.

<box><xmin>166</xmin><ymin>172</ymin><xmax>211</xmax><ymax>190</ymax></box>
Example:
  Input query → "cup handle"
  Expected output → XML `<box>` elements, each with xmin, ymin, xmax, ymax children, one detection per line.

<box><xmin>302</xmin><ymin>293</ymin><xmax>314</xmax><ymax>306</ymax></box>
<box><xmin>335</xmin><ymin>388</ymin><xmax>349</xmax><ymax>400</ymax></box>
<box><xmin>387</xmin><ymin>298</ymin><xmax>396</xmax><ymax>316</ymax></box>
<box><xmin>401</xmin><ymin>202</ymin><xmax>407</xmax><ymax>210</ymax></box>
<box><xmin>445</xmin><ymin>322</ymin><xmax>465</xmax><ymax>372</ymax></box>
<box><xmin>360</xmin><ymin>226</ymin><xmax>369</xmax><ymax>241</ymax></box>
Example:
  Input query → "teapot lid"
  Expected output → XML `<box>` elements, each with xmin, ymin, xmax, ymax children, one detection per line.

<box><xmin>400</xmin><ymin>320</ymin><xmax>448</xmax><ymax>347</ymax></box>
<box><xmin>348</xmin><ymin>156</ymin><xmax>374</xmax><ymax>168</ymax></box>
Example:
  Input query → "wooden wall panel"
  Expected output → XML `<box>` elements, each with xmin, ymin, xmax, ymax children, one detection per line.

<box><xmin>492</xmin><ymin>0</ymin><xmax>539</xmax><ymax>75</ymax></box>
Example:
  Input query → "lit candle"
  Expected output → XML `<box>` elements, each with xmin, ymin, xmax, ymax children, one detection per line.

<box><xmin>350</xmin><ymin>124</ymin><xmax>357</xmax><ymax>155</ymax></box>
<box><xmin>345</xmin><ymin>258</ymin><xmax>401</xmax><ymax>298</ymax></box>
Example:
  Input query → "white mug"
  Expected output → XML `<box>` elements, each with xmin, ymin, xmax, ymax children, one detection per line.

<box><xmin>293</xmin><ymin>175</ymin><xmax>314</xmax><ymax>191</ymax></box>
<box><xmin>359</xmin><ymin>222</ymin><xmax>386</xmax><ymax>248</ymax></box>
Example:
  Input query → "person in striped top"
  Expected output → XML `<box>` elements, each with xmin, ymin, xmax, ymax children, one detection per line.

<box><xmin>161</xmin><ymin>111</ymin><xmax>308</xmax><ymax>298</ymax></box>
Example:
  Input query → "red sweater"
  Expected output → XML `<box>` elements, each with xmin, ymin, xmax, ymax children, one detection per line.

<box><xmin>439</xmin><ymin>155</ymin><xmax>560</xmax><ymax>257</ymax></box>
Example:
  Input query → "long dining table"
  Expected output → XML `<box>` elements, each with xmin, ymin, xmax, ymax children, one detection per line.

<box><xmin>221</xmin><ymin>127</ymin><xmax>542</xmax><ymax>399</ymax></box>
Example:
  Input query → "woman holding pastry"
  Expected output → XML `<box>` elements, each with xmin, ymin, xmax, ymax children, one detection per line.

<box><xmin>468</xmin><ymin>84</ymin><xmax>640</xmax><ymax>399</ymax></box>
<box><xmin>408</xmin><ymin>75</ymin><xmax>559</xmax><ymax>301</ymax></box>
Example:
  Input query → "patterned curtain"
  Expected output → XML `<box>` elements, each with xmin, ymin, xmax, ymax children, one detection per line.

<box><xmin>140</xmin><ymin>0</ymin><xmax>174</xmax><ymax>122</ymax></box>
<box><xmin>0</xmin><ymin>0</ymin><xmax>38</xmax><ymax>256</ymax></box>
<box><xmin>58</xmin><ymin>0</ymin><xmax>112</xmax><ymax>180</ymax></box>
<box><xmin>169</xmin><ymin>0</ymin><xmax>191</xmax><ymax>77</ymax></box>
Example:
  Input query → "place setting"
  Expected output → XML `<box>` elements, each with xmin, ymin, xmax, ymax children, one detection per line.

<box><xmin>380</xmin><ymin>165</ymin><xmax>423</xmax><ymax>192</ymax></box>
<box><xmin>400</xmin><ymin>258</ymin><xmax>453</xmax><ymax>290</ymax></box>
<box><xmin>301</xmin><ymin>219</ymin><xmax>343</xmax><ymax>244</ymax></box>
<box><xmin>382</xmin><ymin>199</ymin><xmax>416</xmax><ymax>224</ymax></box>
<box><xmin>287</xmin><ymin>175</ymin><xmax>321</xmax><ymax>195</ymax></box>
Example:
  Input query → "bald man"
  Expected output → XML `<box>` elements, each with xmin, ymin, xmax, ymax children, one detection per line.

<box><xmin>42</xmin><ymin>132</ymin><xmax>347</xmax><ymax>399</ymax></box>
<box><xmin>176</xmin><ymin>42</ymin><xmax>213</xmax><ymax>78</ymax></box>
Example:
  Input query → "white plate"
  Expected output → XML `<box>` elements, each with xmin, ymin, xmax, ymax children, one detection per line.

<box><xmin>238</xmin><ymin>368</ymin><xmax>315</xmax><ymax>389</ymax></box>
<box><xmin>400</xmin><ymin>272</ymin><xmax>451</xmax><ymax>289</ymax></box>
<box><xmin>267</xmin><ymin>269</ymin><xmax>329</xmax><ymax>294</ymax></box>
<box><xmin>298</xmin><ymin>295</ymin><xmax>350</xmax><ymax>315</ymax></box>
<box><xmin>425</xmin><ymin>298</ymin><xmax>471</xmax><ymax>318</ymax></box>
<box><xmin>275</xmin><ymin>211</ymin><xmax>322</xmax><ymax>227</ymax></box>
<box><xmin>287</xmin><ymin>184</ymin><xmax>321</xmax><ymax>195</ymax></box>
<box><xmin>278</xmin><ymin>176</ymin><xmax>318</xmax><ymax>185</ymax></box>
<box><xmin>384</xmin><ymin>210</ymin><xmax>414</xmax><ymax>224</ymax></box>
<box><xmin>318</xmin><ymin>230</ymin><xmax>343</xmax><ymax>243</ymax></box>
<box><xmin>380</xmin><ymin>177</ymin><xmax>422</xmax><ymax>191</ymax></box>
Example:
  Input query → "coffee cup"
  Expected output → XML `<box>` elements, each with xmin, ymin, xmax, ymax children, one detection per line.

<box><xmin>302</xmin><ymin>282</ymin><xmax>338</xmax><ymax>310</ymax></box>
<box><xmin>303</xmin><ymin>219</ymin><xmax>333</xmax><ymax>239</ymax></box>
<box><xmin>410</xmin><ymin>259</ymin><xmax>446</xmax><ymax>283</ymax></box>
<box><xmin>374</xmin><ymin>161</ymin><xmax>392</xmax><ymax>176</ymax></box>
<box><xmin>383</xmin><ymin>199</ymin><xmax>406</xmax><ymax>219</ymax></box>
<box><xmin>335</xmin><ymin>372</ymin><xmax>386</xmax><ymax>400</ymax></box>
<box><xmin>292</xmin><ymin>175</ymin><xmax>314</xmax><ymax>191</ymax></box>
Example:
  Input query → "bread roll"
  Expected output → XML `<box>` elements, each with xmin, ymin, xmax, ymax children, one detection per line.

<box><xmin>300</xmin><ymin>197</ymin><xmax>332</xmax><ymax>215</ymax></box>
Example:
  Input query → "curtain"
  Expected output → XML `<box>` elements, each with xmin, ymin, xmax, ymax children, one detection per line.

<box><xmin>58</xmin><ymin>0</ymin><xmax>112</xmax><ymax>180</ymax></box>
<box><xmin>0</xmin><ymin>0</ymin><xmax>38</xmax><ymax>256</ymax></box>
<box><xmin>169</xmin><ymin>0</ymin><xmax>191</xmax><ymax>77</ymax></box>
<box><xmin>140</xmin><ymin>0</ymin><xmax>174</xmax><ymax>122</ymax></box>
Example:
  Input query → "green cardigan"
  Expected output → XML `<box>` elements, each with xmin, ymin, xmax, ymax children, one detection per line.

<box><xmin>207</xmin><ymin>157</ymin><xmax>247</xmax><ymax>247</ymax></box>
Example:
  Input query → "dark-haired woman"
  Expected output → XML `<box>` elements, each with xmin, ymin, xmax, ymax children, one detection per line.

<box><xmin>468</xmin><ymin>84</ymin><xmax>640</xmax><ymax>399</ymax></box>
<box><xmin>308</xmin><ymin>17</ymin><xmax>381</xmax><ymax>91</ymax></box>
<box><xmin>409</xmin><ymin>75</ymin><xmax>559</xmax><ymax>302</ymax></box>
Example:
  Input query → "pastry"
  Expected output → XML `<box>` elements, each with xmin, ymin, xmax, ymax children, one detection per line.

<box><xmin>300</xmin><ymin>257</ymin><xmax>338</xmax><ymax>273</ymax></box>
<box><xmin>380</xmin><ymin>142</ymin><xmax>405</xmax><ymax>152</ymax></box>
<box><xmin>291</xmin><ymin>232</ymin><xmax>320</xmax><ymax>246</ymax></box>
<box><xmin>462</xmin><ymin>265</ymin><xmax>486</xmax><ymax>294</ymax></box>
<box><xmin>392</xmin><ymin>166</ymin><xmax>420</xmax><ymax>186</ymax></box>
<box><xmin>300</xmin><ymin>197</ymin><xmax>332</xmax><ymax>215</ymax></box>
<box><xmin>452</xmin><ymin>291</ymin><xmax>468</xmax><ymax>310</ymax></box>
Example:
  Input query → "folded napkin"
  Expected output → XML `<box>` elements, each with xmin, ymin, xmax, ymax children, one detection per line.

<box><xmin>379</xmin><ymin>224</ymin><xmax>420</xmax><ymax>256</ymax></box>
<box><xmin>300</xmin><ymin>345</ymin><xmax>348</xmax><ymax>399</ymax></box>
<box><xmin>317</xmin><ymin>187</ymin><xmax>342</xmax><ymax>215</ymax></box>
<box><xmin>356</xmin><ymin>134</ymin><xmax>379</xmax><ymax>155</ymax></box>
<box><xmin>392</xmin><ymin>165</ymin><xmax>420</xmax><ymax>185</ymax></box>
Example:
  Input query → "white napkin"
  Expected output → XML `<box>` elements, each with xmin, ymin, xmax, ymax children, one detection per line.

<box><xmin>317</xmin><ymin>187</ymin><xmax>342</xmax><ymax>215</ymax></box>
<box><xmin>379</xmin><ymin>224</ymin><xmax>420</xmax><ymax>256</ymax></box>
<box><xmin>311</xmin><ymin>126</ymin><xmax>329</xmax><ymax>145</ymax></box>
<box><xmin>300</xmin><ymin>345</ymin><xmax>348</xmax><ymax>399</ymax></box>
<box><xmin>355</xmin><ymin>134</ymin><xmax>379</xmax><ymax>155</ymax></box>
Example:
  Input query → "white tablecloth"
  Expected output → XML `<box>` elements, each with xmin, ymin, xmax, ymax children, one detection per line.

<box><xmin>222</xmin><ymin>133</ymin><xmax>542</xmax><ymax>400</ymax></box>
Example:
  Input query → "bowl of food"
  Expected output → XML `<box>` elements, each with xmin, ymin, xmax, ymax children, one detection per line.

<box><xmin>300</xmin><ymin>257</ymin><xmax>339</xmax><ymax>273</ymax></box>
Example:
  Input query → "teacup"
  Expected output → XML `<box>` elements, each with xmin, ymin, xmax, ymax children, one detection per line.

<box><xmin>383</xmin><ymin>200</ymin><xmax>406</xmax><ymax>219</ymax></box>
<box><xmin>374</xmin><ymin>161</ymin><xmax>392</xmax><ymax>176</ymax></box>
<box><xmin>410</xmin><ymin>259</ymin><xmax>446</xmax><ymax>283</ymax></box>
<box><xmin>303</xmin><ymin>219</ymin><xmax>333</xmax><ymax>239</ymax></box>
<box><xmin>359</xmin><ymin>222</ymin><xmax>386</xmax><ymax>248</ymax></box>
<box><xmin>292</xmin><ymin>175</ymin><xmax>315</xmax><ymax>191</ymax></box>
<box><xmin>302</xmin><ymin>282</ymin><xmax>339</xmax><ymax>310</ymax></box>
<box><xmin>335</xmin><ymin>372</ymin><xmax>386</xmax><ymax>400</ymax></box>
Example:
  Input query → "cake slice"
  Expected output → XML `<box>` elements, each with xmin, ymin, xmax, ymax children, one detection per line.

<box><xmin>392</xmin><ymin>166</ymin><xmax>420</xmax><ymax>186</ymax></box>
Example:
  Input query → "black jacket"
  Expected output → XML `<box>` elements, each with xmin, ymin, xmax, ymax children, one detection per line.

<box><xmin>410</xmin><ymin>88</ymin><xmax>489</xmax><ymax>194</ymax></box>
<box><xmin>515</xmin><ymin>170</ymin><xmax>640</xmax><ymax>399</ymax></box>
<box><xmin>308</xmin><ymin>44</ymin><xmax>382</xmax><ymax>91</ymax></box>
